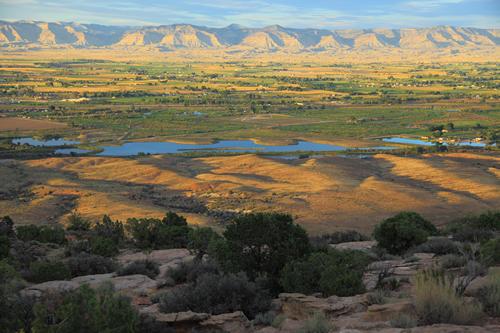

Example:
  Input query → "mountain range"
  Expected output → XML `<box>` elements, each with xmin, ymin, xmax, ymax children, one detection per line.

<box><xmin>0</xmin><ymin>21</ymin><xmax>499</xmax><ymax>52</ymax></box>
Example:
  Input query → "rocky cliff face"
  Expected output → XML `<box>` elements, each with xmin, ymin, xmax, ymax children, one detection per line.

<box><xmin>1</xmin><ymin>21</ymin><xmax>498</xmax><ymax>52</ymax></box>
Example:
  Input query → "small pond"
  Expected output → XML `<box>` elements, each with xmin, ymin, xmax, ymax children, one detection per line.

<box><xmin>382</xmin><ymin>137</ymin><xmax>490</xmax><ymax>147</ymax></box>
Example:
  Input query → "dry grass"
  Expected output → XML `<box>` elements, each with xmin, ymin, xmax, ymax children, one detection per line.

<box><xmin>0</xmin><ymin>152</ymin><xmax>498</xmax><ymax>234</ymax></box>
<box><xmin>414</xmin><ymin>270</ymin><xmax>484</xmax><ymax>325</ymax></box>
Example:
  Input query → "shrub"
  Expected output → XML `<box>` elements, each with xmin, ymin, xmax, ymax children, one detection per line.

<box><xmin>28</xmin><ymin>261</ymin><xmax>71</xmax><ymax>283</ymax></box>
<box><xmin>480</xmin><ymin>238</ymin><xmax>500</xmax><ymax>266</ymax></box>
<box><xmin>0</xmin><ymin>216</ymin><xmax>14</xmax><ymax>237</ymax></box>
<box><xmin>0</xmin><ymin>259</ymin><xmax>19</xmax><ymax>284</ymax></box>
<box><xmin>16</xmin><ymin>225</ymin><xmax>66</xmax><ymax>244</ymax></box>
<box><xmin>8</xmin><ymin>239</ymin><xmax>48</xmax><ymax>273</ymax></box>
<box><xmin>253</xmin><ymin>311</ymin><xmax>277</xmax><ymax>326</ymax></box>
<box><xmin>33</xmin><ymin>283</ymin><xmax>138</xmax><ymax>333</ymax></box>
<box><xmin>410</xmin><ymin>237</ymin><xmax>459</xmax><ymax>256</ymax></box>
<box><xmin>280</xmin><ymin>249</ymin><xmax>370</xmax><ymax>297</ymax></box>
<box><xmin>298</xmin><ymin>312</ymin><xmax>333</xmax><ymax>333</ymax></box>
<box><xmin>373</xmin><ymin>212</ymin><xmax>437</xmax><ymax>255</ymax></box>
<box><xmin>446</xmin><ymin>211</ymin><xmax>500</xmax><ymax>242</ymax></box>
<box><xmin>65</xmin><ymin>239</ymin><xmax>91</xmax><ymax>257</ymax></box>
<box><xmin>366</xmin><ymin>289</ymin><xmax>387</xmax><ymax>305</ymax></box>
<box><xmin>0</xmin><ymin>235</ymin><xmax>9</xmax><ymax>259</ymax></box>
<box><xmin>159</xmin><ymin>272</ymin><xmax>271</xmax><ymax>319</ymax></box>
<box><xmin>477</xmin><ymin>272</ymin><xmax>500</xmax><ymax>317</ymax></box>
<box><xmin>93</xmin><ymin>215</ymin><xmax>124</xmax><ymax>244</ymax></box>
<box><xmin>213</xmin><ymin>213</ymin><xmax>310</xmax><ymax>284</ymax></box>
<box><xmin>390</xmin><ymin>314</ymin><xmax>417</xmax><ymax>328</ymax></box>
<box><xmin>413</xmin><ymin>269</ymin><xmax>483</xmax><ymax>325</ymax></box>
<box><xmin>126</xmin><ymin>212</ymin><xmax>191</xmax><ymax>250</ymax></box>
<box><xmin>271</xmin><ymin>314</ymin><xmax>286</xmax><ymax>328</ymax></box>
<box><xmin>440</xmin><ymin>254</ymin><xmax>467</xmax><ymax>269</ymax></box>
<box><xmin>67</xmin><ymin>253</ymin><xmax>116</xmax><ymax>277</ymax></box>
<box><xmin>164</xmin><ymin>260</ymin><xmax>219</xmax><ymax>285</ymax></box>
<box><xmin>118</xmin><ymin>260</ymin><xmax>160</xmax><ymax>279</ymax></box>
<box><xmin>66</xmin><ymin>212</ymin><xmax>91</xmax><ymax>232</ymax></box>
<box><xmin>1</xmin><ymin>260</ymin><xmax>35</xmax><ymax>333</ymax></box>
<box><xmin>188</xmin><ymin>227</ymin><xmax>221</xmax><ymax>259</ymax></box>
<box><xmin>90</xmin><ymin>236</ymin><xmax>119</xmax><ymax>257</ymax></box>
<box><xmin>320</xmin><ymin>267</ymin><xmax>365</xmax><ymax>297</ymax></box>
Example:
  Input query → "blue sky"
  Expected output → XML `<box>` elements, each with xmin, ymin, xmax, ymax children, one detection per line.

<box><xmin>0</xmin><ymin>0</ymin><xmax>498</xmax><ymax>28</ymax></box>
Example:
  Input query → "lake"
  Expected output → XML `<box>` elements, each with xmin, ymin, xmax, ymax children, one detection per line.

<box><xmin>97</xmin><ymin>140</ymin><xmax>348</xmax><ymax>156</ymax></box>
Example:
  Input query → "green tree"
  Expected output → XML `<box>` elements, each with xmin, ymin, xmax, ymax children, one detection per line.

<box><xmin>481</xmin><ymin>238</ymin><xmax>500</xmax><ymax>267</ymax></box>
<box><xmin>93</xmin><ymin>215</ymin><xmax>124</xmax><ymax>244</ymax></box>
<box><xmin>280</xmin><ymin>249</ymin><xmax>370</xmax><ymax>296</ymax></box>
<box><xmin>188</xmin><ymin>227</ymin><xmax>221</xmax><ymax>259</ymax></box>
<box><xmin>66</xmin><ymin>212</ymin><xmax>91</xmax><ymax>232</ymax></box>
<box><xmin>126</xmin><ymin>212</ymin><xmax>191</xmax><ymax>249</ymax></box>
<box><xmin>214</xmin><ymin>213</ymin><xmax>310</xmax><ymax>283</ymax></box>
<box><xmin>373</xmin><ymin>212</ymin><xmax>437</xmax><ymax>255</ymax></box>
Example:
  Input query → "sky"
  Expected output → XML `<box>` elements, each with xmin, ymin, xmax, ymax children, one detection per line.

<box><xmin>0</xmin><ymin>0</ymin><xmax>498</xmax><ymax>29</ymax></box>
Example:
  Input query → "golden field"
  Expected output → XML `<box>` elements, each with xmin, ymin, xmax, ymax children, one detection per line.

<box><xmin>1</xmin><ymin>152</ymin><xmax>498</xmax><ymax>234</ymax></box>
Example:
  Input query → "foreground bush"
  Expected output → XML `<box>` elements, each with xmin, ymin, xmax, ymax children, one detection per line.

<box><xmin>298</xmin><ymin>312</ymin><xmax>332</xmax><ymax>333</ymax></box>
<box><xmin>414</xmin><ymin>269</ymin><xmax>483</xmax><ymax>325</ymax></box>
<box><xmin>67</xmin><ymin>254</ymin><xmax>116</xmax><ymax>277</ymax></box>
<box><xmin>280</xmin><ymin>249</ymin><xmax>370</xmax><ymax>296</ymax></box>
<box><xmin>480</xmin><ymin>238</ymin><xmax>500</xmax><ymax>266</ymax></box>
<box><xmin>164</xmin><ymin>260</ymin><xmax>219</xmax><ymax>285</ymax></box>
<box><xmin>0</xmin><ymin>235</ymin><xmax>9</xmax><ymax>259</ymax></box>
<box><xmin>212</xmin><ymin>213</ymin><xmax>310</xmax><ymax>284</ymax></box>
<box><xmin>33</xmin><ymin>283</ymin><xmax>138</xmax><ymax>333</ymax></box>
<box><xmin>0</xmin><ymin>260</ymin><xmax>35</xmax><ymax>333</ymax></box>
<box><xmin>126</xmin><ymin>212</ymin><xmax>191</xmax><ymax>249</ymax></box>
<box><xmin>159</xmin><ymin>272</ymin><xmax>271</xmax><ymax>319</ymax></box>
<box><xmin>477</xmin><ymin>271</ymin><xmax>500</xmax><ymax>317</ymax></box>
<box><xmin>28</xmin><ymin>261</ymin><xmax>71</xmax><ymax>283</ymax></box>
<box><xmin>373</xmin><ymin>212</ymin><xmax>437</xmax><ymax>255</ymax></box>
<box><xmin>410</xmin><ymin>237</ymin><xmax>459</xmax><ymax>256</ymax></box>
<box><xmin>16</xmin><ymin>225</ymin><xmax>66</xmax><ymax>245</ymax></box>
<box><xmin>118</xmin><ymin>260</ymin><xmax>159</xmax><ymax>279</ymax></box>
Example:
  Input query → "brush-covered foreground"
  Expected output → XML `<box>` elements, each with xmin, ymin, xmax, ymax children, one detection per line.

<box><xmin>1</xmin><ymin>210</ymin><xmax>500</xmax><ymax>333</ymax></box>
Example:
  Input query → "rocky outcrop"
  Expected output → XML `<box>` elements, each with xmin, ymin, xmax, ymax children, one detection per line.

<box><xmin>117</xmin><ymin>248</ymin><xmax>193</xmax><ymax>281</ymax></box>
<box><xmin>23</xmin><ymin>273</ymin><xmax>157</xmax><ymax>298</ymax></box>
<box><xmin>363</xmin><ymin>300</ymin><xmax>414</xmax><ymax>322</ymax></box>
<box><xmin>201</xmin><ymin>311</ymin><xmax>252</xmax><ymax>333</ymax></box>
<box><xmin>117</xmin><ymin>248</ymin><xmax>192</xmax><ymax>266</ymax></box>
<box><xmin>331</xmin><ymin>241</ymin><xmax>377</xmax><ymax>252</ymax></box>
<box><xmin>139</xmin><ymin>307</ymin><xmax>251</xmax><ymax>333</ymax></box>
<box><xmin>363</xmin><ymin>253</ymin><xmax>436</xmax><ymax>291</ymax></box>
<box><xmin>22</xmin><ymin>280</ymin><xmax>79</xmax><ymax>298</ymax></box>
<box><xmin>279</xmin><ymin>293</ymin><xmax>368</xmax><ymax>320</ymax></box>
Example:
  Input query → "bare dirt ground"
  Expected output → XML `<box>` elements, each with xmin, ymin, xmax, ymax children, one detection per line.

<box><xmin>0</xmin><ymin>117</ymin><xmax>68</xmax><ymax>131</ymax></box>
<box><xmin>0</xmin><ymin>152</ymin><xmax>498</xmax><ymax>234</ymax></box>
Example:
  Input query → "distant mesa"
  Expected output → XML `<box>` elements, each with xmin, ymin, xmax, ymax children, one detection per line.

<box><xmin>0</xmin><ymin>20</ymin><xmax>498</xmax><ymax>53</ymax></box>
